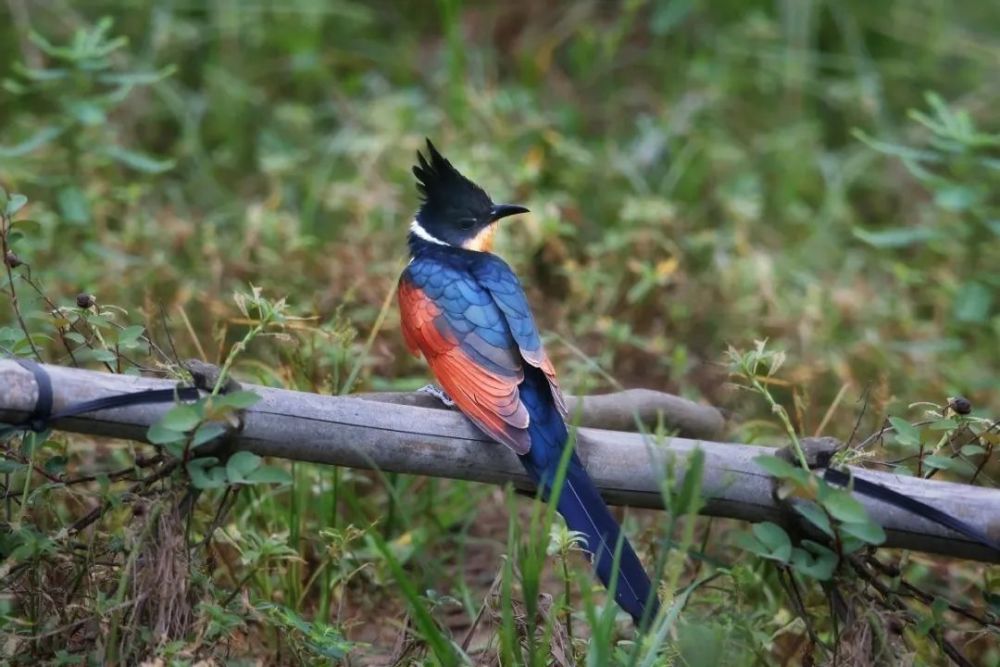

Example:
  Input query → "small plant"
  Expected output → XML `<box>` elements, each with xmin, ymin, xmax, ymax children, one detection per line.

<box><xmin>727</xmin><ymin>340</ymin><xmax>810</xmax><ymax>466</ymax></box>
<box><xmin>881</xmin><ymin>398</ymin><xmax>997</xmax><ymax>482</ymax></box>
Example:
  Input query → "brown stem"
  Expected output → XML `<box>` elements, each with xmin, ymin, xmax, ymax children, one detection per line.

<box><xmin>1</xmin><ymin>213</ymin><xmax>42</xmax><ymax>360</ymax></box>
<box><xmin>969</xmin><ymin>420</ymin><xmax>999</xmax><ymax>486</ymax></box>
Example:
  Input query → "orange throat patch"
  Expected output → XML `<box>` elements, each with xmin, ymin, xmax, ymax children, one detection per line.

<box><xmin>462</xmin><ymin>223</ymin><xmax>498</xmax><ymax>252</ymax></box>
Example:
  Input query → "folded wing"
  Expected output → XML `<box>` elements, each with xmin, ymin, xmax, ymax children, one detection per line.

<box><xmin>398</xmin><ymin>261</ymin><xmax>531</xmax><ymax>453</ymax></box>
<box><xmin>471</xmin><ymin>257</ymin><xmax>568</xmax><ymax>419</ymax></box>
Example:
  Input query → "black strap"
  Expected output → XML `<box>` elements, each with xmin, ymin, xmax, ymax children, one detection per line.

<box><xmin>1</xmin><ymin>359</ymin><xmax>201</xmax><ymax>438</ymax></box>
<box><xmin>14</xmin><ymin>359</ymin><xmax>53</xmax><ymax>433</ymax></box>
<box><xmin>823</xmin><ymin>467</ymin><xmax>1000</xmax><ymax>554</ymax></box>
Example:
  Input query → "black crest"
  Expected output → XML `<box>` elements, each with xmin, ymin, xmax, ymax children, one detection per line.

<box><xmin>413</xmin><ymin>139</ymin><xmax>493</xmax><ymax>232</ymax></box>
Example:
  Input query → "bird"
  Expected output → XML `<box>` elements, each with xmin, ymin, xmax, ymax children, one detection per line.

<box><xmin>396</xmin><ymin>139</ymin><xmax>658</xmax><ymax>625</ymax></box>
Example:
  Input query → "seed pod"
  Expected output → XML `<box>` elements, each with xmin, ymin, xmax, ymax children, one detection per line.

<box><xmin>950</xmin><ymin>396</ymin><xmax>972</xmax><ymax>415</ymax></box>
<box><xmin>4</xmin><ymin>250</ymin><xmax>21</xmax><ymax>268</ymax></box>
<box><xmin>76</xmin><ymin>293</ymin><xmax>95</xmax><ymax>309</ymax></box>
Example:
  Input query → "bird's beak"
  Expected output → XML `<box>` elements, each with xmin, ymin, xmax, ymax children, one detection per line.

<box><xmin>490</xmin><ymin>204</ymin><xmax>530</xmax><ymax>222</ymax></box>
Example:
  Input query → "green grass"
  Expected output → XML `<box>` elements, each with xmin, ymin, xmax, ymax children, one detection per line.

<box><xmin>0</xmin><ymin>1</ymin><xmax>998</xmax><ymax>664</ymax></box>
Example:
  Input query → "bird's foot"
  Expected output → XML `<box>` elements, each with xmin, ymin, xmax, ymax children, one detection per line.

<box><xmin>419</xmin><ymin>384</ymin><xmax>455</xmax><ymax>407</ymax></box>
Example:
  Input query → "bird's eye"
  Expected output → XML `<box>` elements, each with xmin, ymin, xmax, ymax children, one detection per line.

<box><xmin>459</xmin><ymin>217</ymin><xmax>477</xmax><ymax>229</ymax></box>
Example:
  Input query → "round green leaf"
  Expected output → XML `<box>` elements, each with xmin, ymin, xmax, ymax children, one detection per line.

<box><xmin>245</xmin><ymin>465</ymin><xmax>293</xmax><ymax>485</ymax></box>
<box><xmin>226</xmin><ymin>451</ymin><xmax>262</xmax><ymax>484</ymax></box>
<box><xmin>160</xmin><ymin>404</ymin><xmax>201</xmax><ymax>432</ymax></box>
<box><xmin>889</xmin><ymin>417</ymin><xmax>921</xmax><ymax>448</ymax></box>
<box><xmin>821</xmin><ymin>490</ymin><xmax>870</xmax><ymax>524</ymax></box>
<box><xmin>790</xmin><ymin>541</ymin><xmax>837</xmax><ymax>581</ymax></box>
<box><xmin>147</xmin><ymin>422</ymin><xmax>185</xmax><ymax>445</ymax></box>
<box><xmin>793</xmin><ymin>501</ymin><xmax>834</xmax><ymax>538</ymax></box>
<box><xmin>923</xmin><ymin>455</ymin><xmax>956</xmax><ymax>470</ymax></box>
<box><xmin>840</xmin><ymin>520</ymin><xmax>886</xmax><ymax>546</ymax></box>
<box><xmin>751</xmin><ymin>521</ymin><xmax>792</xmax><ymax>563</ymax></box>
<box><xmin>960</xmin><ymin>444</ymin><xmax>986</xmax><ymax>457</ymax></box>
<box><xmin>215</xmin><ymin>390</ymin><xmax>263</xmax><ymax>410</ymax></box>
<box><xmin>753</xmin><ymin>454</ymin><xmax>799</xmax><ymax>479</ymax></box>
<box><xmin>191</xmin><ymin>422</ymin><xmax>227</xmax><ymax>448</ymax></box>
<box><xmin>5</xmin><ymin>193</ymin><xmax>28</xmax><ymax>217</ymax></box>
<box><xmin>187</xmin><ymin>459</ymin><xmax>227</xmax><ymax>490</ymax></box>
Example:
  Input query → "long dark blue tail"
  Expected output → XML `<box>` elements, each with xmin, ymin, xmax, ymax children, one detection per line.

<box><xmin>517</xmin><ymin>367</ymin><xmax>658</xmax><ymax>625</ymax></box>
<box><xmin>555</xmin><ymin>452</ymin><xmax>659</xmax><ymax>623</ymax></box>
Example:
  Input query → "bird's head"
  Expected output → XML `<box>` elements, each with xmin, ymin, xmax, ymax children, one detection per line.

<box><xmin>410</xmin><ymin>139</ymin><xmax>528</xmax><ymax>252</ymax></box>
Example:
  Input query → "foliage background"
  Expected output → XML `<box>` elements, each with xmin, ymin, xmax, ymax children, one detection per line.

<box><xmin>0</xmin><ymin>0</ymin><xmax>997</xmax><ymax>665</ymax></box>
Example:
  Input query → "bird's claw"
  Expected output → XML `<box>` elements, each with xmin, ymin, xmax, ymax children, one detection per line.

<box><xmin>419</xmin><ymin>384</ymin><xmax>455</xmax><ymax>407</ymax></box>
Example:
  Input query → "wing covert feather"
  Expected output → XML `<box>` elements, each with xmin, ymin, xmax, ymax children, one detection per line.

<box><xmin>398</xmin><ymin>266</ymin><xmax>531</xmax><ymax>453</ymax></box>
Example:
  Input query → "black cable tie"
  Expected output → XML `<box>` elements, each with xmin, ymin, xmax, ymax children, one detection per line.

<box><xmin>1</xmin><ymin>359</ymin><xmax>202</xmax><ymax>438</ymax></box>
<box><xmin>14</xmin><ymin>358</ymin><xmax>53</xmax><ymax>433</ymax></box>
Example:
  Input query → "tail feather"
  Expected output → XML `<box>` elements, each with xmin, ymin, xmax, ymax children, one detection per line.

<box><xmin>517</xmin><ymin>365</ymin><xmax>658</xmax><ymax>625</ymax></box>
<box><xmin>557</xmin><ymin>458</ymin><xmax>658</xmax><ymax>623</ymax></box>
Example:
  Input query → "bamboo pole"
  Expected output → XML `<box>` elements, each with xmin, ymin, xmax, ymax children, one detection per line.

<box><xmin>0</xmin><ymin>360</ymin><xmax>997</xmax><ymax>563</ymax></box>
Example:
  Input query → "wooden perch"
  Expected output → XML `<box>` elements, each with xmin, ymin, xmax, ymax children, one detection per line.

<box><xmin>0</xmin><ymin>360</ymin><xmax>997</xmax><ymax>563</ymax></box>
<box><xmin>356</xmin><ymin>388</ymin><xmax>726</xmax><ymax>440</ymax></box>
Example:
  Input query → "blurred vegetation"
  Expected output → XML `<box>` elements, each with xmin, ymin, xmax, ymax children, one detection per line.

<box><xmin>0</xmin><ymin>1</ymin><xmax>997</xmax><ymax>664</ymax></box>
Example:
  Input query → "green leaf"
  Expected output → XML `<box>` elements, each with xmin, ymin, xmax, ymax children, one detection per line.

<box><xmin>852</xmin><ymin>226</ymin><xmax>938</xmax><ymax>248</ymax></box>
<box><xmin>753</xmin><ymin>454</ymin><xmax>800</xmax><ymax>479</ymax></box>
<box><xmin>914</xmin><ymin>613</ymin><xmax>935</xmax><ymax>637</ymax></box>
<box><xmin>889</xmin><ymin>417</ymin><xmax>921</xmax><ymax>448</ymax></box>
<box><xmin>821</xmin><ymin>490</ymin><xmax>870</xmax><ymax>524</ymax></box>
<box><xmin>0</xmin><ymin>327</ymin><xmax>24</xmax><ymax>344</ymax></box>
<box><xmin>930</xmin><ymin>596</ymin><xmax>949</xmax><ymax>622</ymax></box>
<box><xmin>146</xmin><ymin>422</ymin><xmax>185</xmax><ymax>445</ymax></box>
<box><xmin>840</xmin><ymin>520</ymin><xmax>886</xmax><ymax>545</ymax></box>
<box><xmin>101</xmin><ymin>145</ymin><xmax>175</xmax><ymax>174</ymax></box>
<box><xmin>790</xmin><ymin>541</ymin><xmax>838</xmax><ymax>581</ymax></box>
<box><xmin>960</xmin><ymin>444</ymin><xmax>986</xmax><ymax>457</ymax></box>
<box><xmin>191</xmin><ymin>422</ymin><xmax>226</xmax><ymax>448</ymax></box>
<box><xmin>43</xmin><ymin>455</ymin><xmax>67</xmax><ymax>476</ymax></box>
<box><xmin>8</xmin><ymin>218</ymin><xmax>41</xmax><ymax>239</ymax></box>
<box><xmin>214</xmin><ymin>390</ymin><xmax>263</xmax><ymax>410</ymax></box>
<box><xmin>0</xmin><ymin>459</ymin><xmax>27</xmax><ymax>474</ymax></box>
<box><xmin>0</xmin><ymin>125</ymin><xmax>66</xmax><ymax>157</ymax></box>
<box><xmin>840</xmin><ymin>536</ymin><xmax>867</xmax><ymax>555</ymax></box>
<box><xmin>793</xmin><ymin>502</ymin><xmax>834</xmax><ymax>538</ymax></box>
<box><xmin>934</xmin><ymin>185</ymin><xmax>979</xmax><ymax>211</ymax></box>
<box><xmin>245</xmin><ymin>465</ymin><xmax>293</xmax><ymax>485</ymax></box>
<box><xmin>5</xmin><ymin>194</ymin><xmax>27</xmax><ymax>217</ymax></box>
<box><xmin>160</xmin><ymin>404</ymin><xmax>201</xmax><ymax>432</ymax></box>
<box><xmin>923</xmin><ymin>455</ymin><xmax>956</xmax><ymax>470</ymax></box>
<box><xmin>748</xmin><ymin>521</ymin><xmax>792</xmax><ymax>563</ymax></box>
<box><xmin>89</xmin><ymin>348</ymin><xmax>117</xmax><ymax>363</ymax></box>
<box><xmin>117</xmin><ymin>324</ymin><xmax>145</xmax><ymax>347</ymax></box>
<box><xmin>187</xmin><ymin>458</ymin><xmax>226</xmax><ymax>490</ymax></box>
<box><xmin>96</xmin><ymin>65</ymin><xmax>176</xmax><ymax>86</ymax></box>
<box><xmin>164</xmin><ymin>440</ymin><xmax>187</xmax><ymax>459</ymax></box>
<box><xmin>186</xmin><ymin>456</ymin><xmax>220</xmax><ymax>470</ymax></box>
<box><xmin>226</xmin><ymin>451</ymin><xmax>262</xmax><ymax>484</ymax></box>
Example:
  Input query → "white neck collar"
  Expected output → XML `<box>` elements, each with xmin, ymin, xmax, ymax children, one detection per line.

<box><xmin>409</xmin><ymin>219</ymin><xmax>449</xmax><ymax>246</ymax></box>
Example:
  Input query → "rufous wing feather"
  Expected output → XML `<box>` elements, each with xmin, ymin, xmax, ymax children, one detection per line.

<box><xmin>398</xmin><ymin>278</ymin><xmax>532</xmax><ymax>453</ymax></box>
